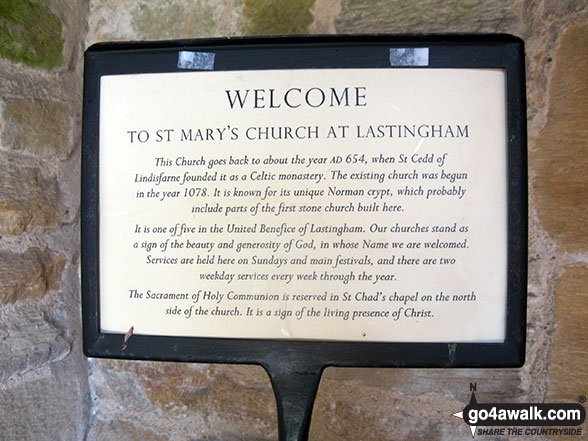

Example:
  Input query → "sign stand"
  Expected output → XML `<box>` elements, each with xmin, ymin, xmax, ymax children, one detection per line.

<box><xmin>82</xmin><ymin>35</ymin><xmax>527</xmax><ymax>439</ymax></box>
<box><xmin>266</xmin><ymin>362</ymin><xmax>323</xmax><ymax>441</ymax></box>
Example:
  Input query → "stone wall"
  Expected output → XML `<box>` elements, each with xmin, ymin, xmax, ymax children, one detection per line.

<box><xmin>0</xmin><ymin>0</ymin><xmax>586</xmax><ymax>440</ymax></box>
<box><xmin>0</xmin><ymin>0</ymin><xmax>90</xmax><ymax>439</ymax></box>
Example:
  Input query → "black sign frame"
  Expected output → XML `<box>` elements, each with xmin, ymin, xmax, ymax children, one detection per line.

<box><xmin>82</xmin><ymin>35</ymin><xmax>527</xmax><ymax>441</ymax></box>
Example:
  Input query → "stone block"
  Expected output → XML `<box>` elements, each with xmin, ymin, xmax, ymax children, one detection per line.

<box><xmin>548</xmin><ymin>267</ymin><xmax>588</xmax><ymax>402</ymax></box>
<box><xmin>0</xmin><ymin>363</ymin><xmax>87</xmax><ymax>441</ymax></box>
<box><xmin>88</xmin><ymin>419</ymin><xmax>170</xmax><ymax>441</ymax></box>
<box><xmin>39</xmin><ymin>0</ymin><xmax>89</xmax><ymax>69</ymax></box>
<box><xmin>306</xmin><ymin>367</ymin><xmax>524</xmax><ymax>439</ymax></box>
<box><xmin>544</xmin><ymin>0</ymin><xmax>587</xmax><ymax>17</ymax></box>
<box><xmin>242</xmin><ymin>0</ymin><xmax>314</xmax><ymax>35</ymax></box>
<box><xmin>0</xmin><ymin>152</ymin><xmax>61</xmax><ymax>235</ymax></box>
<box><xmin>309</xmin><ymin>376</ymin><xmax>471</xmax><ymax>440</ymax></box>
<box><xmin>86</xmin><ymin>0</ymin><xmax>243</xmax><ymax>44</ymax></box>
<box><xmin>0</xmin><ymin>303</ymin><xmax>70</xmax><ymax>381</ymax></box>
<box><xmin>0</xmin><ymin>247</ymin><xmax>65</xmax><ymax>305</ymax></box>
<box><xmin>323</xmin><ymin>367</ymin><xmax>523</xmax><ymax>402</ymax></box>
<box><xmin>88</xmin><ymin>359</ymin><xmax>277</xmax><ymax>439</ymax></box>
<box><xmin>0</xmin><ymin>0</ymin><xmax>63</xmax><ymax>69</ymax></box>
<box><xmin>534</xmin><ymin>25</ymin><xmax>588</xmax><ymax>253</ymax></box>
<box><xmin>1</xmin><ymin>98</ymin><xmax>71</xmax><ymax>160</ymax></box>
<box><xmin>335</xmin><ymin>0</ymin><xmax>518</xmax><ymax>34</ymax></box>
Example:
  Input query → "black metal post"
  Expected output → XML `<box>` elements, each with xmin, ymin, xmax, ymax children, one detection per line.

<box><xmin>264</xmin><ymin>362</ymin><xmax>324</xmax><ymax>441</ymax></box>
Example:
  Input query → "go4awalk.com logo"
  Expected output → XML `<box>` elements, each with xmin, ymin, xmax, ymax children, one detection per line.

<box><xmin>452</xmin><ymin>384</ymin><xmax>586</xmax><ymax>438</ymax></box>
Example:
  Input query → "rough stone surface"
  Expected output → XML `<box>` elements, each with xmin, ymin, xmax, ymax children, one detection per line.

<box><xmin>544</xmin><ymin>0</ymin><xmax>586</xmax><ymax>17</ymax></box>
<box><xmin>310</xmin><ymin>0</ymin><xmax>340</xmax><ymax>34</ymax></box>
<box><xmin>87</xmin><ymin>359</ymin><xmax>277</xmax><ymax>440</ymax></box>
<box><xmin>0</xmin><ymin>152</ymin><xmax>61</xmax><ymax>235</ymax></box>
<box><xmin>0</xmin><ymin>62</ymin><xmax>70</xmax><ymax>102</ymax></box>
<box><xmin>1</xmin><ymin>98</ymin><xmax>71</xmax><ymax>160</ymax></box>
<box><xmin>308</xmin><ymin>368</ymin><xmax>523</xmax><ymax>439</ymax></box>
<box><xmin>86</xmin><ymin>0</ymin><xmax>243</xmax><ymax>44</ymax></box>
<box><xmin>0</xmin><ymin>363</ymin><xmax>87</xmax><ymax>441</ymax></box>
<box><xmin>0</xmin><ymin>303</ymin><xmax>70</xmax><ymax>381</ymax></box>
<box><xmin>548</xmin><ymin>266</ymin><xmax>588</xmax><ymax>402</ymax></box>
<box><xmin>242</xmin><ymin>0</ymin><xmax>315</xmax><ymax>35</ymax></box>
<box><xmin>335</xmin><ymin>0</ymin><xmax>518</xmax><ymax>33</ymax></box>
<box><xmin>323</xmin><ymin>367</ymin><xmax>523</xmax><ymax>401</ymax></box>
<box><xmin>310</xmin><ymin>377</ymin><xmax>469</xmax><ymax>440</ymax></box>
<box><xmin>524</xmin><ymin>202</ymin><xmax>558</xmax><ymax>403</ymax></box>
<box><xmin>40</xmin><ymin>0</ymin><xmax>90</xmax><ymax>70</ymax></box>
<box><xmin>0</xmin><ymin>246</ymin><xmax>65</xmax><ymax>305</ymax></box>
<box><xmin>0</xmin><ymin>0</ymin><xmax>63</xmax><ymax>69</ymax></box>
<box><xmin>534</xmin><ymin>24</ymin><xmax>588</xmax><ymax>253</ymax></box>
<box><xmin>88</xmin><ymin>420</ymin><xmax>171</xmax><ymax>441</ymax></box>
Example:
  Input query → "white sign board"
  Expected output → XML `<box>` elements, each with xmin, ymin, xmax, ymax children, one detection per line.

<box><xmin>99</xmin><ymin>68</ymin><xmax>508</xmax><ymax>342</ymax></box>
